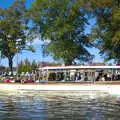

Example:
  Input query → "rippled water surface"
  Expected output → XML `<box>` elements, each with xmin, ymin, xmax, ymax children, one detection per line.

<box><xmin>0</xmin><ymin>90</ymin><xmax>120</xmax><ymax>120</ymax></box>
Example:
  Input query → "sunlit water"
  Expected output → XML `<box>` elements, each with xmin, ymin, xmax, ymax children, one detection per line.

<box><xmin>0</xmin><ymin>90</ymin><xmax>120</xmax><ymax>120</ymax></box>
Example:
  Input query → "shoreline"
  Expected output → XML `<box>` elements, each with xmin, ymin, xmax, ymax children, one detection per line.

<box><xmin>0</xmin><ymin>83</ymin><xmax>120</xmax><ymax>95</ymax></box>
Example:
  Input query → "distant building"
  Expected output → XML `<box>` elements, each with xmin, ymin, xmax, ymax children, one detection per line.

<box><xmin>38</xmin><ymin>62</ymin><xmax>60</xmax><ymax>67</ymax></box>
<box><xmin>88</xmin><ymin>62</ymin><xmax>106</xmax><ymax>66</ymax></box>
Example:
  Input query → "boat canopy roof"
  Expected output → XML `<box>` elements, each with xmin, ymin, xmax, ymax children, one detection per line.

<box><xmin>39</xmin><ymin>65</ymin><xmax>120</xmax><ymax>70</ymax></box>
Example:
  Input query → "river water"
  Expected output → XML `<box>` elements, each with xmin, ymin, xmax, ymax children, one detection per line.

<box><xmin>0</xmin><ymin>90</ymin><xmax>120</xmax><ymax>120</ymax></box>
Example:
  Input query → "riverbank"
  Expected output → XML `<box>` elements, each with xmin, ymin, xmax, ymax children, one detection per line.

<box><xmin>0</xmin><ymin>83</ymin><xmax>120</xmax><ymax>95</ymax></box>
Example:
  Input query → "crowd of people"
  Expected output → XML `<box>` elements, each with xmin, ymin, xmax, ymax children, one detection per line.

<box><xmin>0</xmin><ymin>71</ymin><xmax>47</xmax><ymax>83</ymax></box>
<box><xmin>0</xmin><ymin>70</ymin><xmax>120</xmax><ymax>83</ymax></box>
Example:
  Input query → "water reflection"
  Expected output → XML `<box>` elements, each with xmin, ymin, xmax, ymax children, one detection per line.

<box><xmin>0</xmin><ymin>91</ymin><xmax>119</xmax><ymax>120</ymax></box>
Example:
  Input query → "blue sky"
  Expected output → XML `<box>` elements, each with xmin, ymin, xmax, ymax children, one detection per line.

<box><xmin>0</xmin><ymin>0</ymin><xmax>107</xmax><ymax>66</ymax></box>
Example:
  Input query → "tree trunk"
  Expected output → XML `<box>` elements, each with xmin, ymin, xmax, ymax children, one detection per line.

<box><xmin>65</xmin><ymin>59</ymin><xmax>72</xmax><ymax>66</ymax></box>
<box><xmin>8</xmin><ymin>56</ymin><xmax>13</xmax><ymax>75</ymax></box>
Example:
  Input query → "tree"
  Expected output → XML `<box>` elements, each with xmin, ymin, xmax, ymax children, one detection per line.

<box><xmin>18</xmin><ymin>59</ymin><xmax>32</xmax><ymax>73</ymax></box>
<box><xmin>88</xmin><ymin>0</ymin><xmax>120</xmax><ymax>62</ymax></box>
<box><xmin>18</xmin><ymin>59</ymin><xmax>38</xmax><ymax>73</ymax></box>
<box><xmin>0</xmin><ymin>0</ymin><xmax>34</xmax><ymax>74</ymax></box>
<box><xmin>31</xmin><ymin>60</ymin><xmax>37</xmax><ymax>72</ymax></box>
<box><xmin>18</xmin><ymin>61</ymin><xmax>23</xmax><ymax>74</ymax></box>
<box><xmin>30</xmin><ymin>0</ymin><xmax>93</xmax><ymax>65</ymax></box>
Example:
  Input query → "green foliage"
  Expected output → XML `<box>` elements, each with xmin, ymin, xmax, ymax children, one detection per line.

<box><xmin>30</xmin><ymin>0</ymin><xmax>93</xmax><ymax>65</ymax></box>
<box><xmin>31</xmin><ymin>60</ymin><xmax>37</xmax><ymax>71</ymax></box>
<box><xmin>18</xmin><ymin>59</ymin><xmax>37</xmax><ymax>73</ymax></box>
<box><xmin>89</xmin><ymin>0</ymin><xmax>120</xmax><ymax>62</ymax></box>
<box><xmin>46</xmin><ymin>39</ymin><xmax>92</xmax><ymax>65</ymax></box>
<box><xmin>0</xmin><ymin>0</ymin><xmax>34</xmax><ymax>73</ymax></box>
<box><xmin>108</xmin><ymin>63</ymin><xmax>113</xmax><ymax>66</ymax></box>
